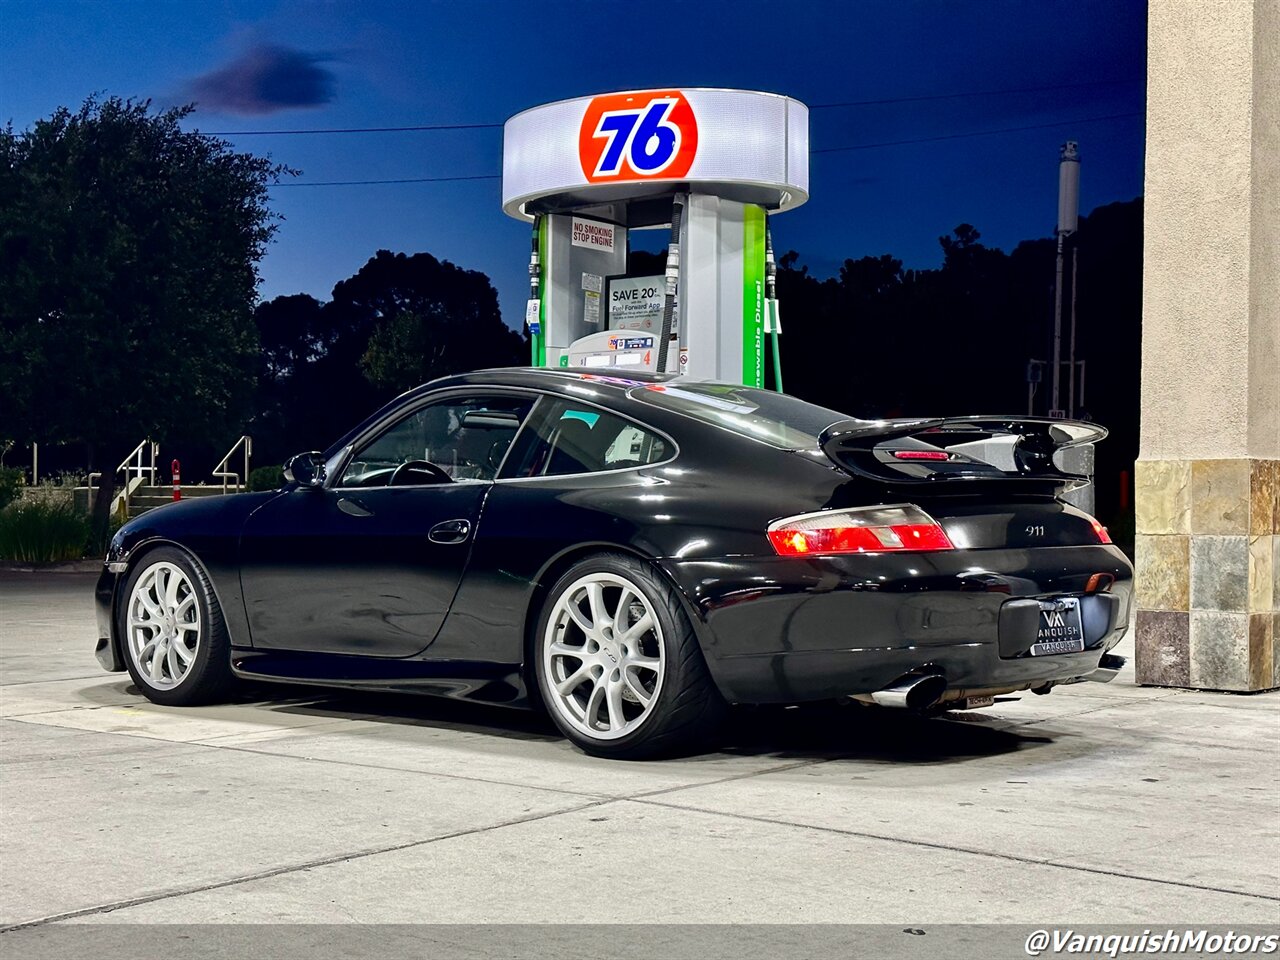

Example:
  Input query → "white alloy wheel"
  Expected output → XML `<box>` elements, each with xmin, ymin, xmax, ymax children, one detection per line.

<box><xmin>127</xmin><ymin>560</ymin><xmax>201</xmax><ymax>689</ymax></box>
<box><xmin>542</xmin><ymin>572</ymin><xmax>666</xmax><ymax>740</ymax></box>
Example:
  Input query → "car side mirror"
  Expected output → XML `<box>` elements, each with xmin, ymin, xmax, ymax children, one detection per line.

<box><xmin>283</xmin><ymin>452</ymin><xmax>327</xmax><ymax>489</ymax></box>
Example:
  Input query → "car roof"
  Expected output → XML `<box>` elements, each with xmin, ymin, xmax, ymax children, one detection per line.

<box><xmin>386</xmin><ymin>366</ymin><xmax>707</xmax><ymax>408</ymax></box>
<box><xmin>323</xmin><ymin>367</ymin><xmax>688</xmax><ymax>459</ymax></box>
<box><xmin>432</xmin><ymin>366</ymin><xmax>680</xmax><ymax>391</ymax></box>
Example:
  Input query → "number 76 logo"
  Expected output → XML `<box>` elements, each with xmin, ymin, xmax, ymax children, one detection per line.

<box><xmin>578</xmin><ymin>90</ymin><xmax>699</xmax><ymax>183</ymax></box>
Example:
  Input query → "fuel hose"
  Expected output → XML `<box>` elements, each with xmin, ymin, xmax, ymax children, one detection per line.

<box><xmin>765</xmin><ymin>219</ymin><xmax>783</xmax><ymax>393</ymax></box>
<box><xmin>656</xmin><ymin>194</ymin><xmax>686</xmax><ymax>374</ymax></box>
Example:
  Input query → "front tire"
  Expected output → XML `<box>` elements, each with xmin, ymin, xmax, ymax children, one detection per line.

<box><xmin>534</xmin><ymin>553</ymin><xmax>726</xmax><ymax>759</ymax></box>
<box><xmin>119</xmin><ymin>546</ymin><xmax>235</xmax><ymax>706</ymax></box>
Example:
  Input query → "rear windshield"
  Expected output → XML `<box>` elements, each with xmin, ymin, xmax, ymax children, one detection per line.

<box><xmin>629</xmin><ymin>382</ymin><xmax>847</xmax><ymax>449</ymax></box>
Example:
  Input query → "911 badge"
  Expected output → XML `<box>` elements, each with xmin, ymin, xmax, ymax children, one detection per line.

<box><xmin>578</xmin><ymin>90</ymin><xmax>698</xmax><ymax>183</ymax></box>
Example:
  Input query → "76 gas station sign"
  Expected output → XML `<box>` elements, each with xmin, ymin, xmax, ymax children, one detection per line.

<box><xmin>578</xmin><ymin>90</ymin><xmax>699</xmax><ymax>182</ymax></box>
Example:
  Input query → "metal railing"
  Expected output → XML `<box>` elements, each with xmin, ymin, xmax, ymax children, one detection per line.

<box><xmin>118</xmin><ymin>440</ymin><xmax>160</xmax><ymax>487</ymax></box>
<box><xmin>213</xmin><ymin>436</ymin><xmax>252</xmax><ymax>493</ymax></box>
<box><xmin>88</xmin><ymin>439</ymin><xmax>158</xmax><ymax>516</ymax></box>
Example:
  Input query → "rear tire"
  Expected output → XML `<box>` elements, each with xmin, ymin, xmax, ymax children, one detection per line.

<box><xmin>119</xmin><ymin>546</ymin><xmax>235</xmax><ymax>706</ymax></box>
<box><xmin>534</xmin><ymin>553</ymin><xmax>726</xmax><ymax>759</ymax></box>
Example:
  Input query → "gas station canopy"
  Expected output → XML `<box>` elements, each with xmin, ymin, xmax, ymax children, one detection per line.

<box><xmin>502</xmin><ymin>88</ymin><xmax>810</xmax><ymax>222</ymax></box>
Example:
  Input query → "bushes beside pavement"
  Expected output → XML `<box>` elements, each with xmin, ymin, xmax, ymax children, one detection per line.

<box><xmin>0</xmin><ymin>500</ymin><xmax>92</xmax><ymax>563</ymax></box>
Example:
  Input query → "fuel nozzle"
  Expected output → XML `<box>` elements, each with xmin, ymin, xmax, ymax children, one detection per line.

<box><xmin>764</xmin><ymin>222</ymin><xmax>778</xmax><ymax>303</ymax></box>
<box><xmin>526</xmin><ymin>219</ymin><xmax>542</xmax><ymax>336</ymax></box>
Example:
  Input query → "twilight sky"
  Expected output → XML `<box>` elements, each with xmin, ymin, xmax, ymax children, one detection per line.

<box><xmin>0</xmin><ymin>0</ymin><xmax>1147</xmax><ymax>327</ymax></box>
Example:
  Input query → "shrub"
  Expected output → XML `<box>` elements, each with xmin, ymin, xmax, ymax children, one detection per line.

<box><xmin>0</xmin><ymin>466</ymin><xmax>24</xmax><ymax>510</ymax></box>
<box><xmin>248</xmin><ymin>465</ymin><xmax>285</xmax><ymax>492</ymax></box>
<box><xmin>0</xmin><ymin>500</ymin><xmax>92</xmax><ymax>562</ymax></box>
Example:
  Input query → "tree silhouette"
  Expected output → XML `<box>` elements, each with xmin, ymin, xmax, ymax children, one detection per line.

<box><xmin>251</xmin><ymin>250</ymin><xmax>527</xmax><ymax>465</ymax></box>
<box><xmin>340</xmin><ymin>251</ymin><xmax>525</xmax><ymax>392</ymax></box>
<box><xmin>0</xmin><ymin>96</ymin><xmax>285</xmax><ymax>541</ymax></box>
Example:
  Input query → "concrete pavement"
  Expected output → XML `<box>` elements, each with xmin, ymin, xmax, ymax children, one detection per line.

<box><xmin>1</xmin><ymin>570</ymin><xmax>1277</xmax><ymax>952</ymax></box>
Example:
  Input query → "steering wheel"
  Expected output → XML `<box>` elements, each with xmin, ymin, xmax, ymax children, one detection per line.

<box><xmin>388</xmin><ymin>460</ymin><xmax>452</xmax><ymax>486</ymax></box>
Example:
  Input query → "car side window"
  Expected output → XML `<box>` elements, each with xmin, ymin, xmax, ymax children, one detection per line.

<box><xmin>501</xmin><ymin>398</ymin><xmax>670</xmax><ymax>479</ymax></box>
<box><xmin>339</xmin><ymin>395</ymin><xmax>533</xmax><ymax>487</ymax></box>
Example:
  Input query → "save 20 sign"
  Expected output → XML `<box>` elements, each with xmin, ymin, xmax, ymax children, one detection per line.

<box><xmin>578</xmin><ymin>90</ymin><xmax>699</xmax><ymax>183</ymax></box>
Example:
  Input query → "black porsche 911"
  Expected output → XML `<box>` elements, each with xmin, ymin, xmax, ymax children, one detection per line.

<box><xmin>95</xmin><ymin>368</ymin><xmax>1132</xmax><ymax>758</ymax></box>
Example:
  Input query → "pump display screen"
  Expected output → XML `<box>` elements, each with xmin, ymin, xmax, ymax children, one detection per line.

<box><xmin>606</xmin><ymin>274</ymin><xmax>665</xmax><ymax>331</ymax></box>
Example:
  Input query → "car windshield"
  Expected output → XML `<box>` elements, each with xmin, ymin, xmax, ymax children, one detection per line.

<box><xmin>629</xmin><ymin>382</ymin><xmax>848</xmax><ymax>449</ymax></box>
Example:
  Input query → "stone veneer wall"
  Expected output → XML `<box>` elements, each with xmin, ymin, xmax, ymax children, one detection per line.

<box><xmin>1135</xmin><ymin>459</ymin><xmax>1279</xmax><ymax>690</ymax></box>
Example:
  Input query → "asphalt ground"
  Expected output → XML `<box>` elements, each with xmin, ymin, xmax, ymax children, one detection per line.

<box><xmin>1</xmin><ymin>570</ymin><xmax>1276</xmax><ymax>957</ymax></box>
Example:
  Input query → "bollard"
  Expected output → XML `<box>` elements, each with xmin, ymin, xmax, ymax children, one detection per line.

<box><xmin>172</xmin><ymin>459</ymin><xmax>181</xmax><ymax>501</ymax></box>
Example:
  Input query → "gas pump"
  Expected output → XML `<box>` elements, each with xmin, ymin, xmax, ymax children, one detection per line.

<box><xmin>502</xmin><ymin>88</ymin><xmax>809</xmax><ymax>387</ymax></box>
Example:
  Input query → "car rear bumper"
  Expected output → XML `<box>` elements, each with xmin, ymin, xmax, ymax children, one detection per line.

<box><xmin>663</xmin><ymin>544</ymin><xmax>1133</xmax><ymax>704</ymax></box>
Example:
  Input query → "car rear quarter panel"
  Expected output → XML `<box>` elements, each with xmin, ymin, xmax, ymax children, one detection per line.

<box><xmin>428</xmin><ymin>426</ymin><xmax>853</xmax><ymax>664</ymax></box>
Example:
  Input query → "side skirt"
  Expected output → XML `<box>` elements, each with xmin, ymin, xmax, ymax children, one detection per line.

<box><xmin>229</xmin><ymin>648</ymin><xmax>531</xmax><ymax>707</ymax></box>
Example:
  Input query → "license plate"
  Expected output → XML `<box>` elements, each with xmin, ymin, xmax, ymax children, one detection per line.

<box><xmin>1031</xmin><ymin>597</ymin><xmax>1085</xmax><ymax>655</ymax></box>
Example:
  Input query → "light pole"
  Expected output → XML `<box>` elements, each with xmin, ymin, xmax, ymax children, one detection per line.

<box><xmin>1051</xmin><ymin>141</ymin><xmax>1080</xmax><ymax>417</ymax></box>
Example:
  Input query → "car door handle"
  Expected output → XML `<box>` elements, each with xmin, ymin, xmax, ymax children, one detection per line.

<box><xmin>337</xmin><ymin>497</ymin><xmax>373</xmax><ymax>518</ymax></box>
<box><xmin>428</xmin><ymin>519</ymin><xmax>471</xmax><ymax>544</ymax></box>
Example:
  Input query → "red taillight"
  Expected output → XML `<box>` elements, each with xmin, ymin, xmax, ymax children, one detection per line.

<box><xmin>1089</xmin><ymin>517</ymin><xmax>1112</xmax><ymax>544</ymax></box>
<box><xmin>891</xmin><ymin>450</ymin><xmax>949</xmax><ymax>461</ymax></box>
<box><xmin>768</xmin><ymin>504</ymin><xmax>955</xmax><ymax>556</ymax></box>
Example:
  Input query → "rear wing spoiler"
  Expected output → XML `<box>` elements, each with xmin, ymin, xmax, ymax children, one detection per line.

<box><xmin>817</xmin><ymin>416</ymin><xmax>1107</xmax><ymax>492</ymax></box>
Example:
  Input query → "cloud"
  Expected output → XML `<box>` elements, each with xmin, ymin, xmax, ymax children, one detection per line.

<box><xmin>188</xmin><ymin>44</ymin><xmax>336</xmax><ymax>115</ymax></box>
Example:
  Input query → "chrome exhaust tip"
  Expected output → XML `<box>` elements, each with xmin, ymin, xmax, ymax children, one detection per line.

<box><xmin>1085</xmin><ymin>653</ymin><xmax>1127</xmax><ymax>683</ymax></box>
<box><xmin>870</xmin><ymin>673</ymin><xmax>948</xmax><ymax>710</ymax></box>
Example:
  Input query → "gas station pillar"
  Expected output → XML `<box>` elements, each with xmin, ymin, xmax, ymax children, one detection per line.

<box><xmin>1135</xmin><ymin>0</ymin><xmax>1279</xmax><ymax>690</ymax></box>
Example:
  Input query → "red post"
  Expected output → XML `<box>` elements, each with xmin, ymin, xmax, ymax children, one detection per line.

<box><xmin>172</xmin><ymin>459</ymin><xmax>181</xmax><ymax>501</ymax></box>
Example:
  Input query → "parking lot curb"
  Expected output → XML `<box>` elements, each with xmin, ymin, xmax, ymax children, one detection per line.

<box><xmin>0</xmin><ymin>560</ymin><xmax>103</xmax><ymax>574</ymax></box>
